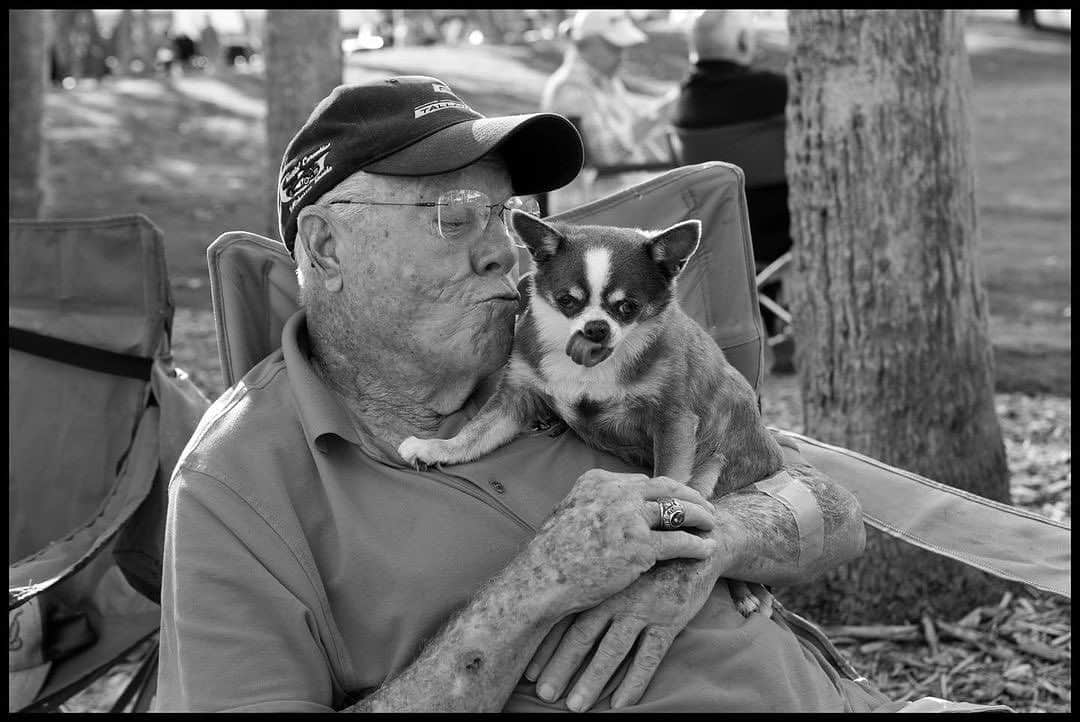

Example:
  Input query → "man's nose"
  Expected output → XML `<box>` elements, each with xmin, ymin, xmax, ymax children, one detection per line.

<box><xmin>583</xmin><ymin>320</ymin><xmax>610</xmax><ymax>343</ymax></box>
<box><xmin>470</xmin><ymin>228</ymin><xmax>516</xmax><ymax>277</ymax></box>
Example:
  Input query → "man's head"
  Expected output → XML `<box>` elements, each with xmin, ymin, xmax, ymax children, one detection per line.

<box><xmin>568</xmin><ymin>10</ymin><xmax>647</xmax><ymax>78</ymax></box>
<box><xmin>689</xmin><ymin>9</ymin><xmax>758</xmax><ymax>66</ymax></box>
<box><xmin>279</xmin><ymin>77</ymin><xmax>583</xmax><ymax>392</ymax></box>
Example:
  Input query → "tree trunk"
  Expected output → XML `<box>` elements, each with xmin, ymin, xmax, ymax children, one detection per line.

<box><xmin>9</xmin><ymin>9</ymin><xmax>48</xmax><ymax>219</ymax></box>
<box><xmin>264</xmin><ymin>10</ymin><xmax>343</xmax><ymax>239</ymax></box>
<box><xmin>780</xmin><ymin>10</ymin><xmax>1012</xmax><ymax>624</ymax></box>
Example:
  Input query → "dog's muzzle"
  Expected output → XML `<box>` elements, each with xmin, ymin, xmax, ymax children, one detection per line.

<box><xmin>566</xmin><ymin>330</ymin><xmax>613</xmax><ymax>368</ymax></box>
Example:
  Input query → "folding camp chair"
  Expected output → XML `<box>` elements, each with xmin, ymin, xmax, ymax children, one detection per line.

<box><xmin>206</xmin><ymin>163</ymin><xmax>1069</xmax><ymax>611</ymax></box>
<box><xmin>671</xmin><ymin>115</ymin><xmax>795</xmax><ymax>360</ymax></box>
<box><xmin>9</xmin><ymin>215</ymin><xmax>211</xmax><ymax>712</ymax></box>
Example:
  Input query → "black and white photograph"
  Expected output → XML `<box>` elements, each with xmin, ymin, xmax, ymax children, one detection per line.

<box><xmin>9</xmin><ymin>8</ymin><xmax>1070</xmax><ymax>713</ymax></box>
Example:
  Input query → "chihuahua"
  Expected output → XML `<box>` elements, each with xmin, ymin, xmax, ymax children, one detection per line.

<box><xmin>398</xmin><ymin>210</ymin><xmax>785</xmax><ymax>614</ymax></box>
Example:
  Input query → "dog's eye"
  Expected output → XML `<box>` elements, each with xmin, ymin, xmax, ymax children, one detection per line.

<box><xmin>614</xmin><ymin>300</ymin><xmax>639</xmax><ymax>318</ymax></box>
<box><xmin>555</xmin><ymin>293</ymin><xmax>579</xmax><ymax>312</ymax></box>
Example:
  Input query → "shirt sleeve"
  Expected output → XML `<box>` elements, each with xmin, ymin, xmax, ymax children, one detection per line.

<box><xmin>154</xmin><ymin>467</ymin><xmax>337</xmax><ymax>712</ymax></box>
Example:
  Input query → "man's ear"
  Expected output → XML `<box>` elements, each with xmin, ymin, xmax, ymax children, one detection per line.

<box><xmin>509</xmin><ymin>209</ymin><xmax>564</xmax><ymax>263</ymax></box>
<box><xmin>646</xmin><ymin>220</ymin><xmax>701</xmax><ymax>280</ymax></box>
<box><xmin>298</xmin><ymin>208</ymin><xmax>343</xmax><ymax>293</ymax></box>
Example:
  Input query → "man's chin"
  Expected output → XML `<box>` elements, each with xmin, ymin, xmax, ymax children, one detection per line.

<box><xmin>470</xmin><ymin>306</ymin><xmax>517</xmax><ymax>367</ymax></box>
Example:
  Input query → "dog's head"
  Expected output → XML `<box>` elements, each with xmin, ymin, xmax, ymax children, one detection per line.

<box><xmin>509</xmin><ymin>210</ymin><xmax>701</xmax><ymax>368</ymax></box>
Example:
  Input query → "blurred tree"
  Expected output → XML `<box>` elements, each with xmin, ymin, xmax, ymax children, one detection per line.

<box><xmin>264</xmin><ymin>10</ymin><xmax>342</xmax><ymax>237</ymax></box>
<box><xmin>781</xmin><ymin>10</ymin><xmax>1011</xmax><ymax>624</ymax></box>
<box><xmin>50</xmin><ymin>9</ymin><xmax>107</xmax><ymax>82</ymax></box>
<box><xmin>9</xmin><ymin>9</ymin><xmax>48</xmax><ymax>218</ymax></box>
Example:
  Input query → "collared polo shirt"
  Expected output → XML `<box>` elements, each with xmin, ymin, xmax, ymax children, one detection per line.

<box><xmin>155</xmin><ymin>309</ymin><xmax>890</xmax><ymax>712</ymax></box>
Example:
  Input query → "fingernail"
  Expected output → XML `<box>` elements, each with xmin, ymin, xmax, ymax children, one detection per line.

<box><xmin>610</xmin><ymin>695</ymin><xmax>625</xmax><ymax>709</ymax></box>
<box><xmin>524</xmin><ymin>664</ymin><xmax>539</xmax><ymax>681</ymax></box>
<box><xmin>566</xmin><ymin>693</ymin><xmax>584</xmax><ymax>712</ymax></box>
<box><xmin>537</xmin><ymin>683</ymin><xmax>555</xmax><ymax>702</ymax></box>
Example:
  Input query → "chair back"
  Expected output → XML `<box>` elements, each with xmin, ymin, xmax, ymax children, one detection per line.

<box><xmin>206</xmin><ymin>232</ymin><xmax>299</xmax><ymax>388</ymax></box>
<box><xmin>10</xmin><ymin>215</ymin><xmax>171</xmax><ymax>563</ymax></box>
<box><xmin>673</xmin><ymin>114</ymin><xmax>786</xmax><ymax>189</ymax></box>
<box><xmin>208</xmin><ymin>162</ymin><xmax>766</xmax><ymax>394</ymax></box>
<box><xmin>9</xmin><ymin>214</ymin><xmax>208</xmax><ymax>712</ymax></box>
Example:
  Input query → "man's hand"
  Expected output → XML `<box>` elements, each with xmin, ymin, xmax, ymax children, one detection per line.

<box><xmin>525</xmin><ymin>557</ymin><xmax>721</xmax><ymax>712</ymax></box>
<box><xmin>524</xmin><ymin>470</ymin><xmax>718</xmax><ymax>615</ymax></box>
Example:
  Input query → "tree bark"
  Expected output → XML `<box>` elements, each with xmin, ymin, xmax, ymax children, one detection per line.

<box><xmin>264</xmin><ymin>10</ymin><xmax>342</xmax><ymax>238</ymax></box>
<box><xmin>9</xmin><ymin>9</ymin><xmax>48</xmax><ymax>219</ymax></box>
<box><xmin>781</xmin><ymin>10</ymin><xmax>1011</xmax><ymax>624</ymax></box>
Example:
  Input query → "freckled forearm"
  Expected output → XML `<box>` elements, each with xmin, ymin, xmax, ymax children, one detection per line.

<box><xmin>344</xmin><ymin>565</ymin><xmax>558</xmax><ymax>712</ymax></box>
<box><xmin>705</xmin><ymin>461</ymin><xmax>866</xmax><ymax>586</ymax></box>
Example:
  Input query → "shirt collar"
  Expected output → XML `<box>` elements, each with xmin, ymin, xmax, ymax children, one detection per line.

<box><xmin>692</xmin><ymin>59</ymin><xmax>750</xmax><ymax>77</ymax></box>
<box><xmin>281</xmin><ymin>307</ymin><xmax>495</xmax><ymax>464</ymax></box>
<box><xmin>281</xmin><ymin>308</ymin><xmax>371</xmax><ymax>455</ymax></box>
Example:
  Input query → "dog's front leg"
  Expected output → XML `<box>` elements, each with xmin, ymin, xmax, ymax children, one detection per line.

<box><xmin>397</xmin><ymin>393</ymin><xmax>526</xmax><ymax>469</ymax></box>
<box><xmin>652</xmin><ymin>413</ymin><xmax>699</xmax><ymax>485</ymax></box>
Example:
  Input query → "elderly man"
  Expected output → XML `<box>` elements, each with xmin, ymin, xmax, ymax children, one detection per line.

<box><xmin>155</xmin><ymin>76</ymin><xmax>894</xmax><ymax>713</ymax></box>
<box><xmin>541</xmin><ymin>10</ymin><xmax>676</xmax><ymax>168</ymax></box>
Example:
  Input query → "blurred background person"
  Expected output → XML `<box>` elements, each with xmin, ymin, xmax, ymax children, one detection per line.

<box><xmin>541</xmin><ymin>9</ymin><xmax>677</xmax><ymax>168</ymax></box>
<box><xmin>673</xmin><ymin>9</ymin><xmax>794</xmax><ymax>372</ymax></box>
<box><xmin>673</xmin><ymin>10</ymin><xmax>786</xmax><ymax>131</ymax></box>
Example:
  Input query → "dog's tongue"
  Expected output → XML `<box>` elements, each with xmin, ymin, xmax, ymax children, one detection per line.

<box><xmin>566</xmin><ymin>332</ymin><xmax>613</xmax><ymax>368</ymax></box>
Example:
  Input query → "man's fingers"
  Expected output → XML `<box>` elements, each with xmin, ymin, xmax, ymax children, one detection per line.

<box><xmin>642</xmin><ymin>498</ymin><xmax>715</xmax><ymax>531</ymax></box>
<box><xmin>643</xmin><ymin>476</ymin><xmax>716</xmax><ymax>512</ymax></box>
<box><xmin>526</xmin><ymin>615</ymin><xmax>574</xmax><ymax>682</ymax></box>
<box><xmin>610</xmin><ymin>627</ymin><xmax>673</xmax><ymax>709</ymax></box>
<box><xmin>534</xmin><ymin>611</ymin><xmax>608</xmax><ymax>703</ymax></box>
<box><xmin>565</xmin><ymin>618</ymin><xmax>644</xmax><ymax>712</ymax></box>
<box><xmin>650</xmin><ymin>530</ymin><xmax>717</xmax><ymax>561</ymax></box>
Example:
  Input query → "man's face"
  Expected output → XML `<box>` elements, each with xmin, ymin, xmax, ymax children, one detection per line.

<box><xmin>326</xmin><ymin>157</ymin><xmax>520</xmax><ymax>382</ymax></box>
<box><xmin>580</xmin><ymin>36</ymin><xmax>625</xmax><ymax>77</ymax></box>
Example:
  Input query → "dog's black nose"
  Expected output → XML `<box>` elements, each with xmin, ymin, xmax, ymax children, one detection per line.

<box><xmin>583</xmin><ymin>320</ymin><xmax>610</xmax><ymax>343</ymax></box>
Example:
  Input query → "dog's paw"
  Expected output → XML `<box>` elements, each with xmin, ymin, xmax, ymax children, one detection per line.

<box><xmin>397</xmin><ymin>436</ymin><xmax>447</xmax><ymax>469</ymax></box>
<box><xmin>729</xmin><ymin>580</ymin><xmax>761</xmax><ymax>618</ymax></box>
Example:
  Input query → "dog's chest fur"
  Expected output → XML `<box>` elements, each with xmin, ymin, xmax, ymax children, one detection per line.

<box><xmin>508</xmin><ymin>304</ymin><xmax>664</xmax><ymax>458</ymax></box>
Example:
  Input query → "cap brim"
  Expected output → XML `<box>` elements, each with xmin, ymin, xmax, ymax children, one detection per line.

<box><xmin>8</xmin><ymin>662</ymin><xmax>52</xmax><ymax>713</ymax></box>
<box><xmin>603</xmin><ymin>22</ymin><xmax>648</xmax><ymax>47</ymax></box>
<box><xmin>363</xmin><ymin>113</ymin><xmax>584</xmax><ymax>195</ymax></box>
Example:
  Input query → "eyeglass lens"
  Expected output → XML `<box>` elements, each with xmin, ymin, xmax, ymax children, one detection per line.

<box><xmin>436</xmin><ymin>191</ymin><xmax>540</xmax><ymax>240</ymax></box>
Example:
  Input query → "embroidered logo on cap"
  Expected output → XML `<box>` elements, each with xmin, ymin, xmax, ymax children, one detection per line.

<box><xmin>432</xmin><ymin>82</ymin><xmax>453</xmax><ymax>94</ymax></box>
<box><xmin>413</xmin><ymin>99</ymin><xmax>469</xmax><ymax>119</ymax></box>
<box><xmin>279</xmin><ymin>142</ymin><xmax>333</xmax><ymax>209</ymax></box>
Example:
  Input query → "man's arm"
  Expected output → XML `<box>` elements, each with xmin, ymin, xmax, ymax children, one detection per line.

<box><xmin>706</xmin><ymin>437</ymin><xmax>866</xmax><ymax>586</ymax></box>
<box><xmin>525</xmin><ymin>435</ymin><xmax>866</xmax><ymax>711</ymax></box>
<box><xmin>345</xmin><ymin>561</ymin><xmax>559</xmax><ymax>711</ymax></box>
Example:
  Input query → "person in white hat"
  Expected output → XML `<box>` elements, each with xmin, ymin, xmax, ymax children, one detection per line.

<box><xmin>540</xmin><ymin>10</ymin><xmax>677</xmax><ymax>172</ymax></box>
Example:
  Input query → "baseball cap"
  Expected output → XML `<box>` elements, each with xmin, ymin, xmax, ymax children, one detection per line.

<box><xmin>277</xmin><ymin>76</ymin><xmax>585</xmax><ymax>255</ymax></box>
<box><xmin>570</xmin><ymin>10</ymin><xmax>648</xmax><ymax>47</ymax></box>
<box><xmin>8</xmin><ymin>598</ymin><xmax>52</xmax><ymax>712</ymax></box>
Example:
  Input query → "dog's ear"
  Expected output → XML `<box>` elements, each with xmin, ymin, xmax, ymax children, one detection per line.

<box><xmin>646</xmin><ymin>220</ymin><xmax>701</xmax><ymax>280</ymax></box>
<box><xmin>509</xmin><ymin>209</ymin><xmax>564</xmax><ymax>263</ymax></box>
